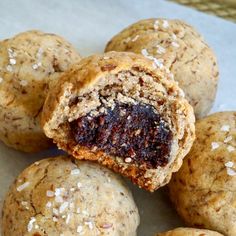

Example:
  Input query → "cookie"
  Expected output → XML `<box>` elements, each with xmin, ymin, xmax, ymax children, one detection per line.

<box><xmin>105</xmin><ymin>18</ymin><xmax>219</xmax><ymax>119</ymax></box>
<box><xmin>2</xmin><ymin>155</ymin><xmax>139</xmax><ymax>236</ymax></box>
<box><xmin>156</xmin><ymin>227</ymin><xmax>223</xmax><ymax>236</ymax></box>
<box><xmin>0</xmin><ymin>30</ymin><xmax>81</xmax><ymax>152</ymax></box>
<box><xmin>41</xmin><ymin>51</ymin><xmax>195</xmax><ymax>191</ymax></box>
<box><xmin>168</xmin><ymin>112</ymin><xmax>236</xmax><ymax>235</ymax></box>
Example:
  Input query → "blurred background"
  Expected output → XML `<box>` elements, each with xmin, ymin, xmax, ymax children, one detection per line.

<box><xmin>169</xmin><ymin>0</ymin><xmax>236</xmax><ymax>22</ymax></box>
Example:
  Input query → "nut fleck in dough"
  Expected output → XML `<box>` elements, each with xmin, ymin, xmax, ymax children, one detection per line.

<box><xmin>169</xmin><ymin>112</ymin><xmax>236</xmax><ymax>235</ymax></box>
<box><xmin>0</xmin><ymin>30</ymin><xmax>81</xmax><ymax>152</ymax></box>
<box><xmin>105</xmin><ymin>18</ymin><xmax>219</xmax><ymax>119</ymax></box>
<box><xmin>2</xmin><ymin>156</ymin><xmax>139</xmax><ymax>236</ymax></box>
<box><xmin>156</xmin><ymin>227</ymin><xmax>223</xmax><ymax>236</ymax></box>
<box><xmin>41</xmin><ymin>51</ymin><xmax>195</xmax><ymax>192</ymax></box>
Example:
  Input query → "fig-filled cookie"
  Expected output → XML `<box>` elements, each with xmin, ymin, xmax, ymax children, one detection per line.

<box><xmin>2</xmin><ymin>156</ymin><xmax>139</xmax><ymax>235</ymax></box>
<box><xmin>169</xmin><ymin>112</ymin><xmax>236</xmax><ymax>235</ymax></box>
<box><xmin>105</xmin><ymin>18</ymin><xmax>219</xmax><ymax>119</ymax></box>
<box><xmin>0</xmin><ymin>30</ymin><xmax>81</xmax><ymax>152</ymax></box>
<box><xmin>42</xmin><ymin>51</ymin><xmax>195</xmax><ymax>191</ymax></box>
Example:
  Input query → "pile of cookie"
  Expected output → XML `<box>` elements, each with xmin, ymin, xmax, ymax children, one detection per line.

<box><xmin>0</xmin><ymin>19</ymin><xmax>233</xmax><ymax>236</ymax></box>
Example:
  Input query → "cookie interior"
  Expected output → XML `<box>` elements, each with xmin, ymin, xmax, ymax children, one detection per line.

<box><xmin>70</xmin><ymin>102</ymin><xmax>172</xmax><ymax>168</ymax></box>
<box><xmin>65</xmin><ymin>69</ymin><xmax>175</xmax><ymax>169</ymax></box>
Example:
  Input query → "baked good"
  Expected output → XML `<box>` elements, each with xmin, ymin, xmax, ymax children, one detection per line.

<box><xmin>41</xmin><ymin>51</ymin><xmax>195</xmax><ymax>191</ymax></box>
<box><xmin>168</xmin><ymin>112</ymin><xmax>236</xmax><ymax>235</ymax></box>
<box><xmin>0</xmin><ymin>30</ymin><xmax>81</xmax><ymax>152</ymax></box>
<box><xmin>2</xmin><ymin>155</ymin><xmax>139</xmax><ymax>236</ymax></box>
<box><xmin>156</xmin><ymin>227</ymin><xmax>223</xmax><ymax>236</ymax></box>
<box><xmin>105</xmin><ymin>18</ymin><xmax>219</xmax><ymax>119</ymax></box>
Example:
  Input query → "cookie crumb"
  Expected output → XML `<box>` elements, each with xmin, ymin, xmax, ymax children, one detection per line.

<box><xmin>46</xmin><ymin>190</ymin><xmax>54</xmax><ymax>197</ymax></box>
<box><xmin>171</xmin><ymin>41</ymin><xmax>180</xmax><ymax>48</ymax></box>
<box><xmin>85</xmin><ymin>220</ymin><xmax>93</xmax><ymax>230</ymax></box>
<box><xmin>172</xmin><ymin>33</ymin><xmax>177</xmax><ymax>40</ymax></box>
<box><xmin>211</xmin><ymin>142</ymin><xmax>219</xmax><ymax>150</ymax></box>
<box><xmin>224</xmin><ymin>136</ymin><xmax>232</xmax><ymax>143</ymax></box>
<box><xmin>55</xmin><ymin>195</ymin><xmax>63</xmax><ymax>203</ymax></box>
<box><xmin>19</xmin><ymin>80</ymin><xmax>28</xmax><ymax>86</ymax></box>
<box><xmin>21</xmin><ymin>201</ymin><xmax>29</xmax><ymax>210</ymax></box>
<box><xmin>17</xmin><ymin>182</ymin><xmax>30</xmax><ymax>192</ymax></box>
<box><xmin>226</xmin><ymin>167</ymin><xmax>236</xmax><ymax>176</ymax></box>
<box><xmin>225</xmin><ymin>161</ymin><xmax>234</xmax><ymax>168</ymax></box>
<box><xmin>65</xmin><ymin>213</ymin><xmax>71</xmax><ymax>224</ymax></box>
<box><xmin>53</xmin><ymin>208</ymin><xmax>59</xmax><ymax>215</ymax></box>
<box><xmin>59</xmin><ymin>201</ymin><xmax>69</xmax><ymax>213</ymax></box>
<box><xmin>141</xmin><ymin>49</ymin><xmax>148</xmax><ymax>57</ymax></box>
<box><xmin>162</xmin><ymin>20</ymin><xmax>169</xmax><ymax>28</ymax></box>
<box><xmin>6</xmin><ymin>65</ymin><xmax>13</xmax><ymax>72</ymax></box>
<box><xmin>77</xmin><ymin>225</ymin><xmax>83</xmax><ymax>234</ymax></box>
<box><xmin>227</xmin><ymin>145</ymin><xmax>235</xmax><ymax>152</ymax></box>
<box><xmin>101</xmin><ymin>223</ymin><xmax>113</xmax><ymax>229</ymax></box>
<box><xmin>125</xmin><ymin>157</ymin><xmax>132</xmax><ymax>163</ymax></box>
<box><xmin>0</xmin><ymin>77</ymin><xmax>3</xmax><ymax>83</ymax></box>
<box><xmin>27</xmin><ymin>217</ymin><xmax>36</xmax><ymax>232</ymax></box>
<box><xmin>132</xmin><ymin>35</ymin><xmax>139</xmax><ymax>42</ymax></box>
<box><xmin>154</xmin><ymin>20</ymin><xmax>159</xmax><ymax>30</ymax></box>
<box><xmin>9</xmin><ymin>58</ymin><xmax>16</xmax><ymax>65</ymax></box>
<box><xmin>32</xmin><ymin>64</ymin><xmax>39</xmax><ymax>70</ymax></box>
<box><xmin>123</xmin><ymin>37</ymin><xmax>131</xmax><ymax>43</ymax></box>
<box><xmin>221</xmin><ymin>125</ymin><xmax>230</xmax><ymax>132</ymax></box>
<box><xmin>156</xmin><ymin>45</ymin><xmax>166</xmax><ymax>54</ymax></box>
<box><xmin>46</xmin><ymin>201</ymin><xmax>52</xmax><ymax>208</ymax></box>
<box><xmin>71</xmin><ymin>168</ymin><xmax>80</xmax><ymax>175</ymax></box>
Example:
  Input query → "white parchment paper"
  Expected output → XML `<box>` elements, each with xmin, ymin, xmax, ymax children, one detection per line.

<box><xmin>0</xmin><ymin>0</ymin><xmax>236</xmax><ymax>235</ymax></box>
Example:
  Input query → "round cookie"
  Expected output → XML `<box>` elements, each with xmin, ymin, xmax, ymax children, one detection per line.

<box><xmin>41</xmin><ymin>51</ymin><xmax>195</xmax><ymax>192</ymax></box>
<box><xmin>0</xmin><ymin>30</ymin><xmax>81</xmax><ymax>152</ymax></box>
<box><xmin>168</xmin><ymin>112</ymin><xmax>236</xmax><ymax>235</ymax></box>
<box><xmin>156</xmin><ymin>227</ymin><xmax>223</xmax><ymax>236</ymax></box>
<box><xmin>1</xmin><ymin>155</ymin><xmax>139</xmax><ymax>236</ymax></box>
<box><xmin>105</xmin><ymin>18</ymin><xmax>219</xmax><ymax>119</ymax></box>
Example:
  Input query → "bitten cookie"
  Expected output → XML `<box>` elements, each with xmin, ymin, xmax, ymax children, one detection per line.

<box><xmin>169</xmin><ymin>112</ymin><xmax>236</xmax><ymax>235</ymax></box>
<box><xmin>105</xmin><ymin>18</ymin><xmax>219</xmax><ymax>119</ymax></box>
<box><xmin>156</xmin><ymin>227</ymin><xmax>223</xmax><ymax>236</ymax></box>
<box><xmin>41</xmin><ymin>51</ymin><xmax>195</xmax><ymax>191</ymax></box>
<box><xmin>2</xmin><ymin>156</ymin><xmax>139</xmax><ymax>236</ymax></box>
<box><xmin>0</xmin><ymin>30</ymin><xmax>81</xmax><ymax>152</ymax></box>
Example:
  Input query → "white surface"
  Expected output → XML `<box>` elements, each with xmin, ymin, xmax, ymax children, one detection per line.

<box><xmin>0</xmin><ymin>0</ymin><xmax>235</xmax><ymax>235</ymax></box>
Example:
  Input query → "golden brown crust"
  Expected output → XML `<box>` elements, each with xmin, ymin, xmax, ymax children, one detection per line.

<box><xmin>42</xmin><ymin>51</ymin><xmax>195</xmax><ymax>192</ymax></box>
<box><xmin>156</xmin><ymin>227</ymin><xmax>223</xmax><ymax>236</ymax></box>
<box><xmin>169</xmin><ymin>112</ymin><xmax>236</xmax><ymax>235</ymax></box>
<box><xmin>105</xmin><ymin>18</ymin><xmax>219</xmax><ymax>119</ymax></box>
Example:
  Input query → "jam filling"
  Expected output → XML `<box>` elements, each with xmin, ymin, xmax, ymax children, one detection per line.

<box><xmin>70</xmin><ymin>102</ymin><xmax>172</xmax><ymax>168</ymax></box>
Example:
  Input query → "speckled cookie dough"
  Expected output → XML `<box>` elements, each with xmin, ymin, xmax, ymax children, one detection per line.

<box><xmin>41</xmin><ymin>51</ymin><xmax>195</xmax><ymax>192</ymax></box>
<box><xmin>168</xmin><ymin>112</ymin><xmax>236</xmax><ymax>235</ymax></box>
<box><xmin>1</xmin><ymin>155</ymin><xmax>140</xmax><ymax>236</ymax></box>
<box><xmin>0</xmin><ymin>30</ymin><xmax>81</xmax><ymax>152</ymax></box>
<box><xmin>156</xmin><ymin>227</ymin><xmax>223</xmax><ymax>236</ymax></box>
<box><xmin>105</xmin><ymin>18</ymin><xmax>219</xmax><ymax>119</ymax></box>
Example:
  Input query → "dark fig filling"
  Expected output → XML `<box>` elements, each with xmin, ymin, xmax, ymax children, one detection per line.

<box><xmin>70</xmin><ymin>102</ymin><xmax>172</xmax><ymax>169</ymax></box>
